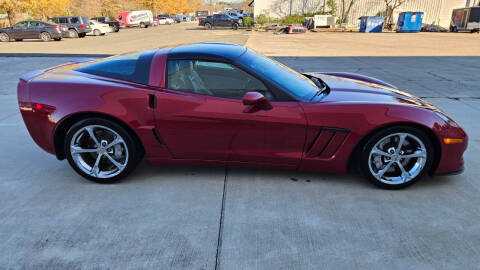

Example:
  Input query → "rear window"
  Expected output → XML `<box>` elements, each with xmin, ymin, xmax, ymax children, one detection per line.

<box><xmin>75</xmin><ymin>51</ymin><xmax>155</xmax><ymax>85</ymax></box>
<box><xmin>71</xmin><ymin>17</ymin><xmax>80</xmax><ymax>23</ymax></box>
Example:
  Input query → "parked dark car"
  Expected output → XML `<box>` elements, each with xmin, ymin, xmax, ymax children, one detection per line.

<box><xmin>199</xmin><ymin>14</ymin><xmax>242</xmax><ymax>30</ymax></box>
<box><xmin>49</xmin><ymin>16</ymin><xmax>91</xmax><ymax>38</ymax></box>
<box><xmin>0</xmin><ymin>21</ymin><xmax>62</xmax><ymax>42</ymax></box>
<box><xmin>91</xmin><ymin>17</ymin><xmax>120</xmax><ymax>32</ymax></box>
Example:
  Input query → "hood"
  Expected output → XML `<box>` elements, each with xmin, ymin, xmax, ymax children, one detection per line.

<box><xmin>306</xmin><ymin>73</ymin><xmax>437</xmax><ymax>110</ymax></box>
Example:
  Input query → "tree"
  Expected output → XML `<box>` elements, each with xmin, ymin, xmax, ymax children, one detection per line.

<box><xmin>0</xmin><ymin>0</ymin><xmax>28</xmax><ymax>25</ymax></box>
<box><xmin>27</xmin><ymin>0</ymin><xmax>72</xmax><ymax>20</ymax></box>
<box><xmin>339</xmin><ymin>0</ymin><xmax>357</xmax><ymax>24</ymax></box>
<box><xmin>384</xmin><ymin>0</ymin><xmax>407</xmax><ymax>25</ymax></box>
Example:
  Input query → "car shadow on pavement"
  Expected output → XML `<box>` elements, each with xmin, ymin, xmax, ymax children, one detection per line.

<box><xmin>115</xmin><ymin>161</ymin><xmax>455</xmax><ymax>190</ymax></box>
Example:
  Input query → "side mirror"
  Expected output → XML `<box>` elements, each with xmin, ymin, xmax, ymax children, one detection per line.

<box><xmin>242</xmin><ymin>92</ymin><xmax>272</xmax><ymax>113</ymax></box>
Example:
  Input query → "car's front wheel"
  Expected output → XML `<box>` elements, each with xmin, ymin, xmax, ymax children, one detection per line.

<box><xmin>65</xmin><ymin>118</ymin><xmax>143</xmax><ymax>183</ymax></box>
<box><xmin>360</xmin><ymin>126</ymin><xmax>434</xmax><ymax>189</ymax></box>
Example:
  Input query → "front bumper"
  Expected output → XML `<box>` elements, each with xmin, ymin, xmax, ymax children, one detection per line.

<box><xmin>434</xmin><ymin>125</ymin><xmax>468</xmax><ymax>175</ymax></box>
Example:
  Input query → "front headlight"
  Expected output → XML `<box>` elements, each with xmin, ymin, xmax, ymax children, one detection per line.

<box><xmin>435</xmin><ymin>111</ymin><xmax>460</xmax><ymax>127</ymax></box>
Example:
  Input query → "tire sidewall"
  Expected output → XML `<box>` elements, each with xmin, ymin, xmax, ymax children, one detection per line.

<box><xmin>360</xmin><ymin>126</ymin><xmax>434</xmax><ymax>189</ymax></box>
<box><xmin>64</xmin><ymin>118</ymin><xmax>142</xmax><ymax>184</ymax></box>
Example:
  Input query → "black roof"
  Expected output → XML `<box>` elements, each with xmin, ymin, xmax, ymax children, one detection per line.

<box><xmin>167</xmin><ymin>43</ymin><xmax>247</xmax><ymax>61</ymax></box>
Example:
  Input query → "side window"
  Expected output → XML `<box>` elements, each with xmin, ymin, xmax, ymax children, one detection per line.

<box><xmin>14</xmin><ymin>22</ymin><xmax>28</xmax><ymax>28</ymax></box>
<box><xmin>71</xmin><ymin>17</ymin><xmax>80</xmax><ymax>24</ymax></box>
<box><xmin>167</xmin><ymin>60</ymin><xmax>272</xmax><ymax>100</ymax></box>
<box><xmin>59</xmin><ymin>18</ymin><xmax>68</xmax><ymax>24</ymax></box>
<box><xmin>30</xmin><ymin>22</ymin><xmax>42</xmax><ymax>27</ymax></box>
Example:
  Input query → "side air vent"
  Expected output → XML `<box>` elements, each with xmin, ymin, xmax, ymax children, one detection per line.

<box><xmin>152</xmin><ymin>128</ymin><xmax>164</xmax><ymax>145</ymax></box>
<box><xmin>306</xmin><ymin>128</ymin><xmax>349</xmax><ymax>159</ymax></box>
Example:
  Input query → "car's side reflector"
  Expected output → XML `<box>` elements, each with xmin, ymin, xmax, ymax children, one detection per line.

<box><xmin>443</xmin><ymin>138</ymin><xmax>463</xmax><ymax>144</ymax></box>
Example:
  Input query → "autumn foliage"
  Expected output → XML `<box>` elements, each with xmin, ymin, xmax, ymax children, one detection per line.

<box><xmin>0</xmin><ymin>0</ymin><xmax>203</xmax><ymax>25</ymax></box>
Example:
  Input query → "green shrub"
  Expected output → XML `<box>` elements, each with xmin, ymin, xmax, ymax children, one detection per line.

<box><xmin>282</xmin><ymin>15</ymin><xmax>305</xmax><ymax>25</ymax></box>
<box><xmin>243</xmin><ymin>16</ymin><xmax>253</xmax><ymax>27</ymax></box>
<box><xmin>255</xmin><ymin>13</ymin><xmax>270</xmax><ymax>25</ymax></box>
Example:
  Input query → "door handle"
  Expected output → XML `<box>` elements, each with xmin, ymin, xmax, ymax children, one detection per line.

<box><xmin>148</xmin><ymin>94</ymin><xmax>157</xmax><ymax>109</ymax></box>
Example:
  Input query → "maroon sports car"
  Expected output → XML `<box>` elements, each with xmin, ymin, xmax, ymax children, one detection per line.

<box><xmin>18</xmin><ymin>43</ymin><xmax>467</xmax><ymax>189</ymax></box>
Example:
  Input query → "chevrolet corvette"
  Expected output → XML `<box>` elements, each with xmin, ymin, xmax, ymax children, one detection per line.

<box><xmin>17</xmin><ymin>43</ymin><xmax>468</xmax><ymax>188</ymax></box>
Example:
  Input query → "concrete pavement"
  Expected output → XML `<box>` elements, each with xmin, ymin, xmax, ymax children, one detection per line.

<box><xmin>0</xmin><ymin>56</ymin><xmax>479</xmax><ymax>269</ymax></box>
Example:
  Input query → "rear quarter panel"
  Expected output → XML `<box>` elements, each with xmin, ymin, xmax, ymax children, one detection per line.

<box><xmin>19</xmin><ymin>69</ymin><xmax>168</xmax><ymax>159</ymax></box>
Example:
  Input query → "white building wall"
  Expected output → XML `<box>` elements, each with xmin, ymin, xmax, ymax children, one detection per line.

<box><xmin>253</xmin><ymin>0</ymin><xmax>475</xmax><ymax>27</ymax></box>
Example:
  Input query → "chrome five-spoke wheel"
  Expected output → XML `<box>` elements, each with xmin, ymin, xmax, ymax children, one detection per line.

<box><xmin>361</xmin><ymin>127</ymin><xmax>433</xmax><ymax>189</ymax></box>
<box><xmin>65</xmin><ymin>118</ymin><xmax>143</xmax><ymax>183</ymax></box>
<box><xmin>70</xmin><ymin>125</ymin><xmax>128</xmax><ymax>179</ymax></box>
<box><xmin>369</xmin><ymin>133</ymin><xmax>427</xmax><ymax>185</ymax></box>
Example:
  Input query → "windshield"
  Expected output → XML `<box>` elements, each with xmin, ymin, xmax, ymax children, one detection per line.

<box><xmin>236</xmin><ymin>49</ymin><xmax>319</xmax><ymax>101</ymax></box>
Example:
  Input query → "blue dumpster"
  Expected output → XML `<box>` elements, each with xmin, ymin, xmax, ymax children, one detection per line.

<box><xmin>397</xmin><ymin>12</ymin><xmax>424</xmax><ymax>32</ymax></box>
<box><xmin>359</xmin><ymin>16</ymin><xmax>384</xmax><ymax>33</ymax></box>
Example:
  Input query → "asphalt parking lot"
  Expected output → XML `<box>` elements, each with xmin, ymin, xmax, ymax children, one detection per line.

<box><xmin>0</xmin><ymin>56</ymin><xmax>479</xmax><ymax>269</ymax></box>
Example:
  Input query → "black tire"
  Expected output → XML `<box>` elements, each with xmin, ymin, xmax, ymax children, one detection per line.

<box><xmin>114</xmin><ymin>25</ymin><xmax>120</xmax><ymax>32</ymax></box>
<box><xmin>69</xmin><ymin>29</ymin><xmax>79</xmax><ymax>38</ymax></box>
<box><xmin>232</xmin><ymin>23</ymin><xmax>239</xmax><ymax>30</ymax></box>
<box><xmin>79</xmin><ymin>33</ymin><xmax>86</xmax><ymax>38</ymax></box>
<box><xmin>359</xmin><ymin>126</ymin><xmax>434</xmax><ymax>189</ymax></box>
<box><xmin>40</xmin><ymin>32</ymin><xmax>51</xmax><ymax>42</ymax></box>
<box><xmin>15</xmin><ymin>39</ymin><xmax>23</xmax><ymax>41</ymax></box>
<box><xmin>140</xmin><ymin>22</ymin><xmax>145</xmax><ymax>28</ymax></box>
<box><xmin>54</xmin><ymin>38</ymin><xmax>61</xmax><ymax>41</ymax></box>
<box><xmin>0</xmin><ymin>32</ymin><xmax>10</xmax><ymax>42</ymax></box>
<box><xmin>64</xmin><ymin>118</ymin><xmax>143</xmax><ymax>184</ymax></box>
<box><xmin>205</xmin><ymin>23</ymin><xmax>212</xmax><ymax>30</ymax></box>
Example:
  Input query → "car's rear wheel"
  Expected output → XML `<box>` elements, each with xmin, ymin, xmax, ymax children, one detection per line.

<box><xmin>54</xmin><ymin>38</ymin><xmax>61</xmax><ymax>41</ymax></box>
<box><xmin>69</xmin><ymin>29</ymin><xmax>78</xmax><ymax>38</ymax></box>
<box><xmin>360</xmin><ymin>126</ymin><xmax>434</xmax><ymax>189</ymax></box>
<box><xmin>232</xmin><ymin>23</ymin><xmax>239</xmax><ymax>30</ymax></box>
<box><xmin>65</xmin><ymin>118</ymin><xmax>143</xmax><ymax>184</ymax></box>
<box><xmin>205</xmin><ymin>23</ymin><xmax>212</xmax><ymax>30</ymax></box>
<box><xmin>40</xmin><ymin>32</ymin><xmax>51</xmax><ymax>41</ymax></box>
<box><xmin>0</xmin><ymin>33</ymin><xmax>9</xmax><ymax>42</ymax></box>
<box><xmin>15</xmin><ymin>39</ymin><xmax>23</xmax><ymax>41</ymax></box>
<box><xmin>94</xmin><ymin>29</ymin><xmax>101</xmax><ymax>36</ymax></box>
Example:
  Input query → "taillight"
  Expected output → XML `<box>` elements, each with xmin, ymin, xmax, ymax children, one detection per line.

<box><xmin>55</xmin><ymin>26</ymin><xmax>60</xmax><ymax>32</ymax></box>
<box><xmin>81</xmin><ymin>23</ymin><xmax>85</xmax><ymax>29</ymax></box>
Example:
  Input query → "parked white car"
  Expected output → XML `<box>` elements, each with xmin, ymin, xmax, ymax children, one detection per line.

<box><xmin>157</xmin><ymin>17</ymin><xmax>174</xmax><ymax>25</ymax></box>
<box><xmin>89</xmin><ymin>20</ymin><xmax>112</xmax><ymax>35</ymax></box>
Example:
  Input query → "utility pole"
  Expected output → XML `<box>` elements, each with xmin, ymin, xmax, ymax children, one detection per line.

<box><xmin>289</xmin><ymin>0</ymin><xmax>293</xmax><ymax>16</ymax></box>
<box><xmin>323</xmin><ymin>0</ymin><xmax>326</xmax><ymax>13</ymax></box>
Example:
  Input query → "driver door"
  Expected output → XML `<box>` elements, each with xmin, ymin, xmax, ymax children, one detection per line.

<box><xmin>12</xmin><ymin>22</ymin><xmax>28</xmax><ymax>39</ymax></box>
<box><xmin>153</xmin><ymin>59</ymin><xmax>306</xmax><ymax>167</ymax></box>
